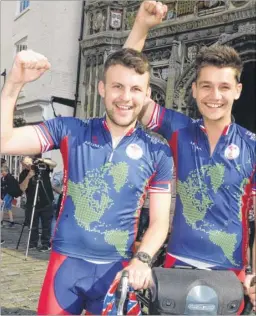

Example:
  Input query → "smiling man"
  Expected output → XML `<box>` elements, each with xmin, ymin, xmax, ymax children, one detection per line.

<box><xmin>124</xmin><ymin>1</ymin><xmax>256</xmax><ymax>312</ymax></box>
<box><xmin>1</xmin><ymin>48</ymin><xmax>173</xmax><ymax>315</ymax></box>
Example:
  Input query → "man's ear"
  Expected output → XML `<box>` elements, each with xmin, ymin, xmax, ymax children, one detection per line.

<box><xmin>234</xmin><ymin>83</ymin><xmax>242</xmax><ymax>100</ymax></box>
<box><xmin>192</xmin><ymin>81</ymin><xmax>197</xmax><ymax>99</ymax></box>
<box><xmin>146</xmin><ymin>86</ymin><xmax>151</xmax><ymax>98</ymax></box>
<box><xmin>98</xmin><ymin>81</ymin><xmax>105</xmax><ymax>98</ymax></box>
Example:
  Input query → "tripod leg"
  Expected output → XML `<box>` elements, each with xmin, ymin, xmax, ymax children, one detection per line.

<box><xmin>16</xmin><ymin>222</ymin><xmax>26</xmax><ymax>250</ymax></box>
<box><xmin>25</xmin><ymin>179</ymin><xmax>40</xmax><ymax>259</ymax></box>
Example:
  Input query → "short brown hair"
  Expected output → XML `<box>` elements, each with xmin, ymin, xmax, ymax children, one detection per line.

<box><xmin>195</xmin><ymin>44</ymin><xmax>243</xmax><ymax>82</ymax></box>
<box><xmin>103</xmin><ymin>48</ymin><xmax>150</xmax><ymax>80</ymax></box>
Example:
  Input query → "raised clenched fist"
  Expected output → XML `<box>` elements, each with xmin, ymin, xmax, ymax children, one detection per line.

<box><xmin>9</xmin><ymin>50</ymin><xmax>51</xmax><ymax>85</ymax></box>
<box><xmin>135</xmin><ymin>1</ymin><xmax>168</xmax><ymax>30</ymax></box>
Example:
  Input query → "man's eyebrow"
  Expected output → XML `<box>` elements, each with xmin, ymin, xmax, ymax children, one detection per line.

<box><xmin>198</xmin><ymin>81</ymin><xmax>232</xmax><ymax>86</ymax></box>
<box><xmin>111</xmin><ymin>82</ymin><xmax>122</xmax><ymax>85</ymax></box>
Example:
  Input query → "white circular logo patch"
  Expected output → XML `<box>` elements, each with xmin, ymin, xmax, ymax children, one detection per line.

<box><xmin>126</xmin><ymin>144</ymin><xmax>143</xmax><ymax>160</ymax></box>
<box><xmin>224</xmin><ymin>144</ymin><xmax>240</xmax><ymax>160</ymax></box>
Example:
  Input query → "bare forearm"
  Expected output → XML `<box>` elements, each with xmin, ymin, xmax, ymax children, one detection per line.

<box><xmin>1</xmin><ymin>77</ymin><xmax>23</xmax><ymax>146</ymax></box>
<box><xmin>138</xmin><ymin>220</ymin><xmax>169</xmax><ymax>257</ymax></box>
<box><xmin>123</xmin><ymin>21</ymin><xmax>149</xmax><ymax>52</ymax></box>
<box><xmin>19</xmin><ymin>176</ymin><xmax>30</xmax><ymax>192</ymax></box>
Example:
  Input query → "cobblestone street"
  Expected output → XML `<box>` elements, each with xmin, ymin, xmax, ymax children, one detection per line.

<box><xmin>1</xmin><ymin>207</ymin><xmax>49</xmax><ymax>315</ymax></box>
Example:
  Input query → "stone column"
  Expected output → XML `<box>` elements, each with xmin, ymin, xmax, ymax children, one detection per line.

<box><xmin>165</xmin><ymin>40</ymin><xmax>181</xmax><ymax>109</ymax></box>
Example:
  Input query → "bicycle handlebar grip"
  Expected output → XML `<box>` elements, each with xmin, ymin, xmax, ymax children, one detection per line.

<box><xmin>116</xmin><ymin>270</ymin><xmax>129</xmax><ymax>316</ymax></box>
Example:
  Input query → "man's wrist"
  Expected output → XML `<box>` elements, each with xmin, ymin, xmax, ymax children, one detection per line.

<box><xmin>133</xmin><ymin>251</ymin><xmax>152</xmax><ymax>267</ymax></box>
<box><xmin>133</xmin><ymin>19</ymin><xmax>150</xmax><ymax>35</ymax></box>
<box><xmin>2</xmin><ymin>79</ymin><xmax>23</xmax><ymax>98</ymax></box>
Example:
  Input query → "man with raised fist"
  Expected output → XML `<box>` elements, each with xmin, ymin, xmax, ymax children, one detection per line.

<box><xmin>1</xmin><ymin>47</ymin><xmax>173</xmax><ymax>314</ymax></box>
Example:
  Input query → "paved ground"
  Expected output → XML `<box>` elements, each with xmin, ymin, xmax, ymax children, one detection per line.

<box><xmin>1</xmin><ymin>207</ymin><xmax>50</xmax><ymax>315</ymax></box>
<box><xmin>1</xmin><ymin>207</ymin><xmax>254</xmax><ymax>315</ymax></box>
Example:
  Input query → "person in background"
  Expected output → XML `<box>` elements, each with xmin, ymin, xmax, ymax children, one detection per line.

<box><xmin>1</xmin><ymin>165</ymin><xmax>22</xmax><ymax>227</ymax></box>
<box><xmin>19</xmin><ymin>156</ymin><xmax>54</xmax><ymax>251</ymax></box>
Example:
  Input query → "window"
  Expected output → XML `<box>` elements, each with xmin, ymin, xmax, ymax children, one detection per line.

<box><xmin>16</xmin><ymin>38</ymin><xmax>27</xmax><ymax>53</ymax></box>
<box><xmin>19</xmin><ymin>0</ymin><xmax>30</xmax><ymax>13</ymax></box>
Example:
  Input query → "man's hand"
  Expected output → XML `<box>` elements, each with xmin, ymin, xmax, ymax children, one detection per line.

<box><xmin>8</xmin><ymin>50</ymin><xmax>51</xmax><ymax>86</ymax></box>
<box><xmin>123</xmin><ymin>1</ymin><xmax>168</xmax><ymax>52</ymax></box>
<box><xmin>244</xmin><ymin>274</ymin><xmax>256</xmax><ymax>311</ymax></box>
<box><xmin>116</xmin><ymin>258</ymin><xmax>152</xmax><ymax>290</ymax></box>
<box><xmin>135</xmin><ymin>1</ymin><xmax>168</xmax><ymax>31</ymax></box>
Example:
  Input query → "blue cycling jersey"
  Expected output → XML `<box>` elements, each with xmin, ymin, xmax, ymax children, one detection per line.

<box><xmin>148</xmin><ymin>103</ymin><xmax>256</xmax><ymax>269</ymax></box>
<box><xmin>34</xmin><ymin>116</ymin><xmax>173</xmax><ymax>261</ymax></box>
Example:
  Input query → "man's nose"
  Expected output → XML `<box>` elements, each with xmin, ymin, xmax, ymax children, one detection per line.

<box><xmin>120</xmin><ymin>89</ymin><xmax>132</xmax><ymax>101</ymax></box>
<box><xmin>210</xmin><ymin>87</ymin><xmax>222</xmax><ymax>100</ymax></box>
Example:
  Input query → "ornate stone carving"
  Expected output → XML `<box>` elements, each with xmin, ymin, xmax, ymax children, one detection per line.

<box><xmin>177</xmin><ymin>1</ymin><xmax>195</xmax><ymax>17</ymax></box>
<box><xmin>166</xmin><ymin>2</ymin><xmax>176</xmax><ymax>20</ymax></box>
<box><xmin>146</xmin><ymin>49</ymin><xmax>172</xmax><ymax>63</ymax></box>
<box><xmin>187</xmin><ymin>45</ymin><xmax>198</xmax><ymax>61</ymax></box>
<box><xmin>197</xmin><ymin>0</ymin><xmax>225</xmax><ymax>9</ymax></box>
<box><xmin>238</xmin><ymin>22</ymin><xmax>256</xmax><ymax>34</ymax></box>
<box><xmin>146</xmin><ymin>7</ymin><xmax>255</xmax><ymax>39</ymax></box>
<box><xmin>231</xmin><ymin>0</ymin><xmax>249</xmax><ymax>8</ymax></box>
<box><xmin>125</xmin><ymin>9</ymin><xmax>137</xmax><ymax>30</ymax></box>
<box><xmin>217</xmin><ymin>32</ymin><xmax>231</xmax><ymax>43</ymax></box>
<box><xmin>151</xmin><ymin>88</ymin><xmax>166</xmax><ymax>107</ymax></box>
<box><xmin>152</xmin><ymin>67</ymin><xmax>169</xmax><ymax>81</ymax></box>
<box><xmin>217</xmin><ymin>23</ymin><xmax>256</xmax><ymax>44</ymax></box>
<box><xmin>110</xmin><ymin>10</ymin><xmax>122</xmax><ymax>29</ymax></box>
<box><xmin>92</xmin><ymin>10</ymin><xmax>106</xmax><ymax>33</ymax></box>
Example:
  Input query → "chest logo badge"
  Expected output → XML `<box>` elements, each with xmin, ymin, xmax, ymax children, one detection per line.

<box><xmin>126</xmin><ymin>144</ymin><xmax>143</xmax><ymax>160</ymax></box>
<box><xmin>224</xmin><ymin>144</ymin><xmax>240</xmax><ymax>160</ymax></box>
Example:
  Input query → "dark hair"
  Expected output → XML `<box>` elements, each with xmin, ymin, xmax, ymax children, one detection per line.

<box><xmin>103</xmin><ymin>48</ymin><xmax>150</xmax><ymax>81</ymax></box>
<box><xmin>195</xmin><ymin>44</ymin><xmax>243</xmax><ymax>82</ymax></box>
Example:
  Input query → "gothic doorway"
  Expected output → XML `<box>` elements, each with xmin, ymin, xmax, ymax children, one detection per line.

<box><xmin>232</xmin><ymin>61</ymin><xmax>256</xmax><ymax>133</ymax></box>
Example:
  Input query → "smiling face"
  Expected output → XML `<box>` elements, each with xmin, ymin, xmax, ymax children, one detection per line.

<box><xmin>98</xmin><ymin>64</ymin><xmax>151</xmax><ymax>130</ymax></box>
<box><xmin>192</xmin><ymin>66</ymin><xmax>242</xmax><ymax>125</ymax></box>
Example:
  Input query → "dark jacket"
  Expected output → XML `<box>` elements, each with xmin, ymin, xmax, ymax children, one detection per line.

<box><xmin>19</xmin><ymin>168</ymin><xmax>54</xmax><ymax>209</ymax></box>
<box><xmin>1</xmin><ymin>173</ymin><xmax>22</xmax><ymax>199</ymax></box>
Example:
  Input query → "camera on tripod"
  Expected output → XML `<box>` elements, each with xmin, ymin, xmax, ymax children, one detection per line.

<box><xmin>31</xmin><ymin>158</ymin><xmax>48</xmax><ymax>175</ymax></box>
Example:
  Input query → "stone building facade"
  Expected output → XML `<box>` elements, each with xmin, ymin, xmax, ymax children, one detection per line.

<box><xmin>80</xmin><ymin>0</ymin><xmax>256</xmax><ymax>132</ymax></box>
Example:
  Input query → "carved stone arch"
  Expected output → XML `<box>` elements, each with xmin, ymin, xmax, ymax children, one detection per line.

<box><xmin>218</xmin><ymin>33</ymin><xmax>256</xmax><ymax>64</ymax></box>
<box><xmin>150</xmin><ymin>81</ymin><xmax>166</xmax><ymax>107</ymax></box>
<box><xmin>173</xmin><ymin>62</ymin><xmax>197</xmax><ymax>116</ymax></box>
<box><xmin>150</xmin><ymin>76</ymin><xmax>167</xmax><ymax>94</ymax></box>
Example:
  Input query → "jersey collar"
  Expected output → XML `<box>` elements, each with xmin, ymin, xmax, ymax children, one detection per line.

<box><xmin>102</xmin><ymin>117</ymin><xmax>137</xmax><ymax>137</ymax></box>
<box><xmin>198</xmin><ymin>116</ymin><xmax>235</xmax><ymax>136</ymax></box>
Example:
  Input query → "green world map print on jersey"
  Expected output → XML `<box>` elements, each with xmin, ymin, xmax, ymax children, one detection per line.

<box><xmin>177</xmin><ymin>163</ymin><xmax>247</xmax><ymax>266</ymax></box>
<box><xmin>67</xmin><ymin>162</ymin><xmax>130</xmax><ymax>257</ymax></box>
